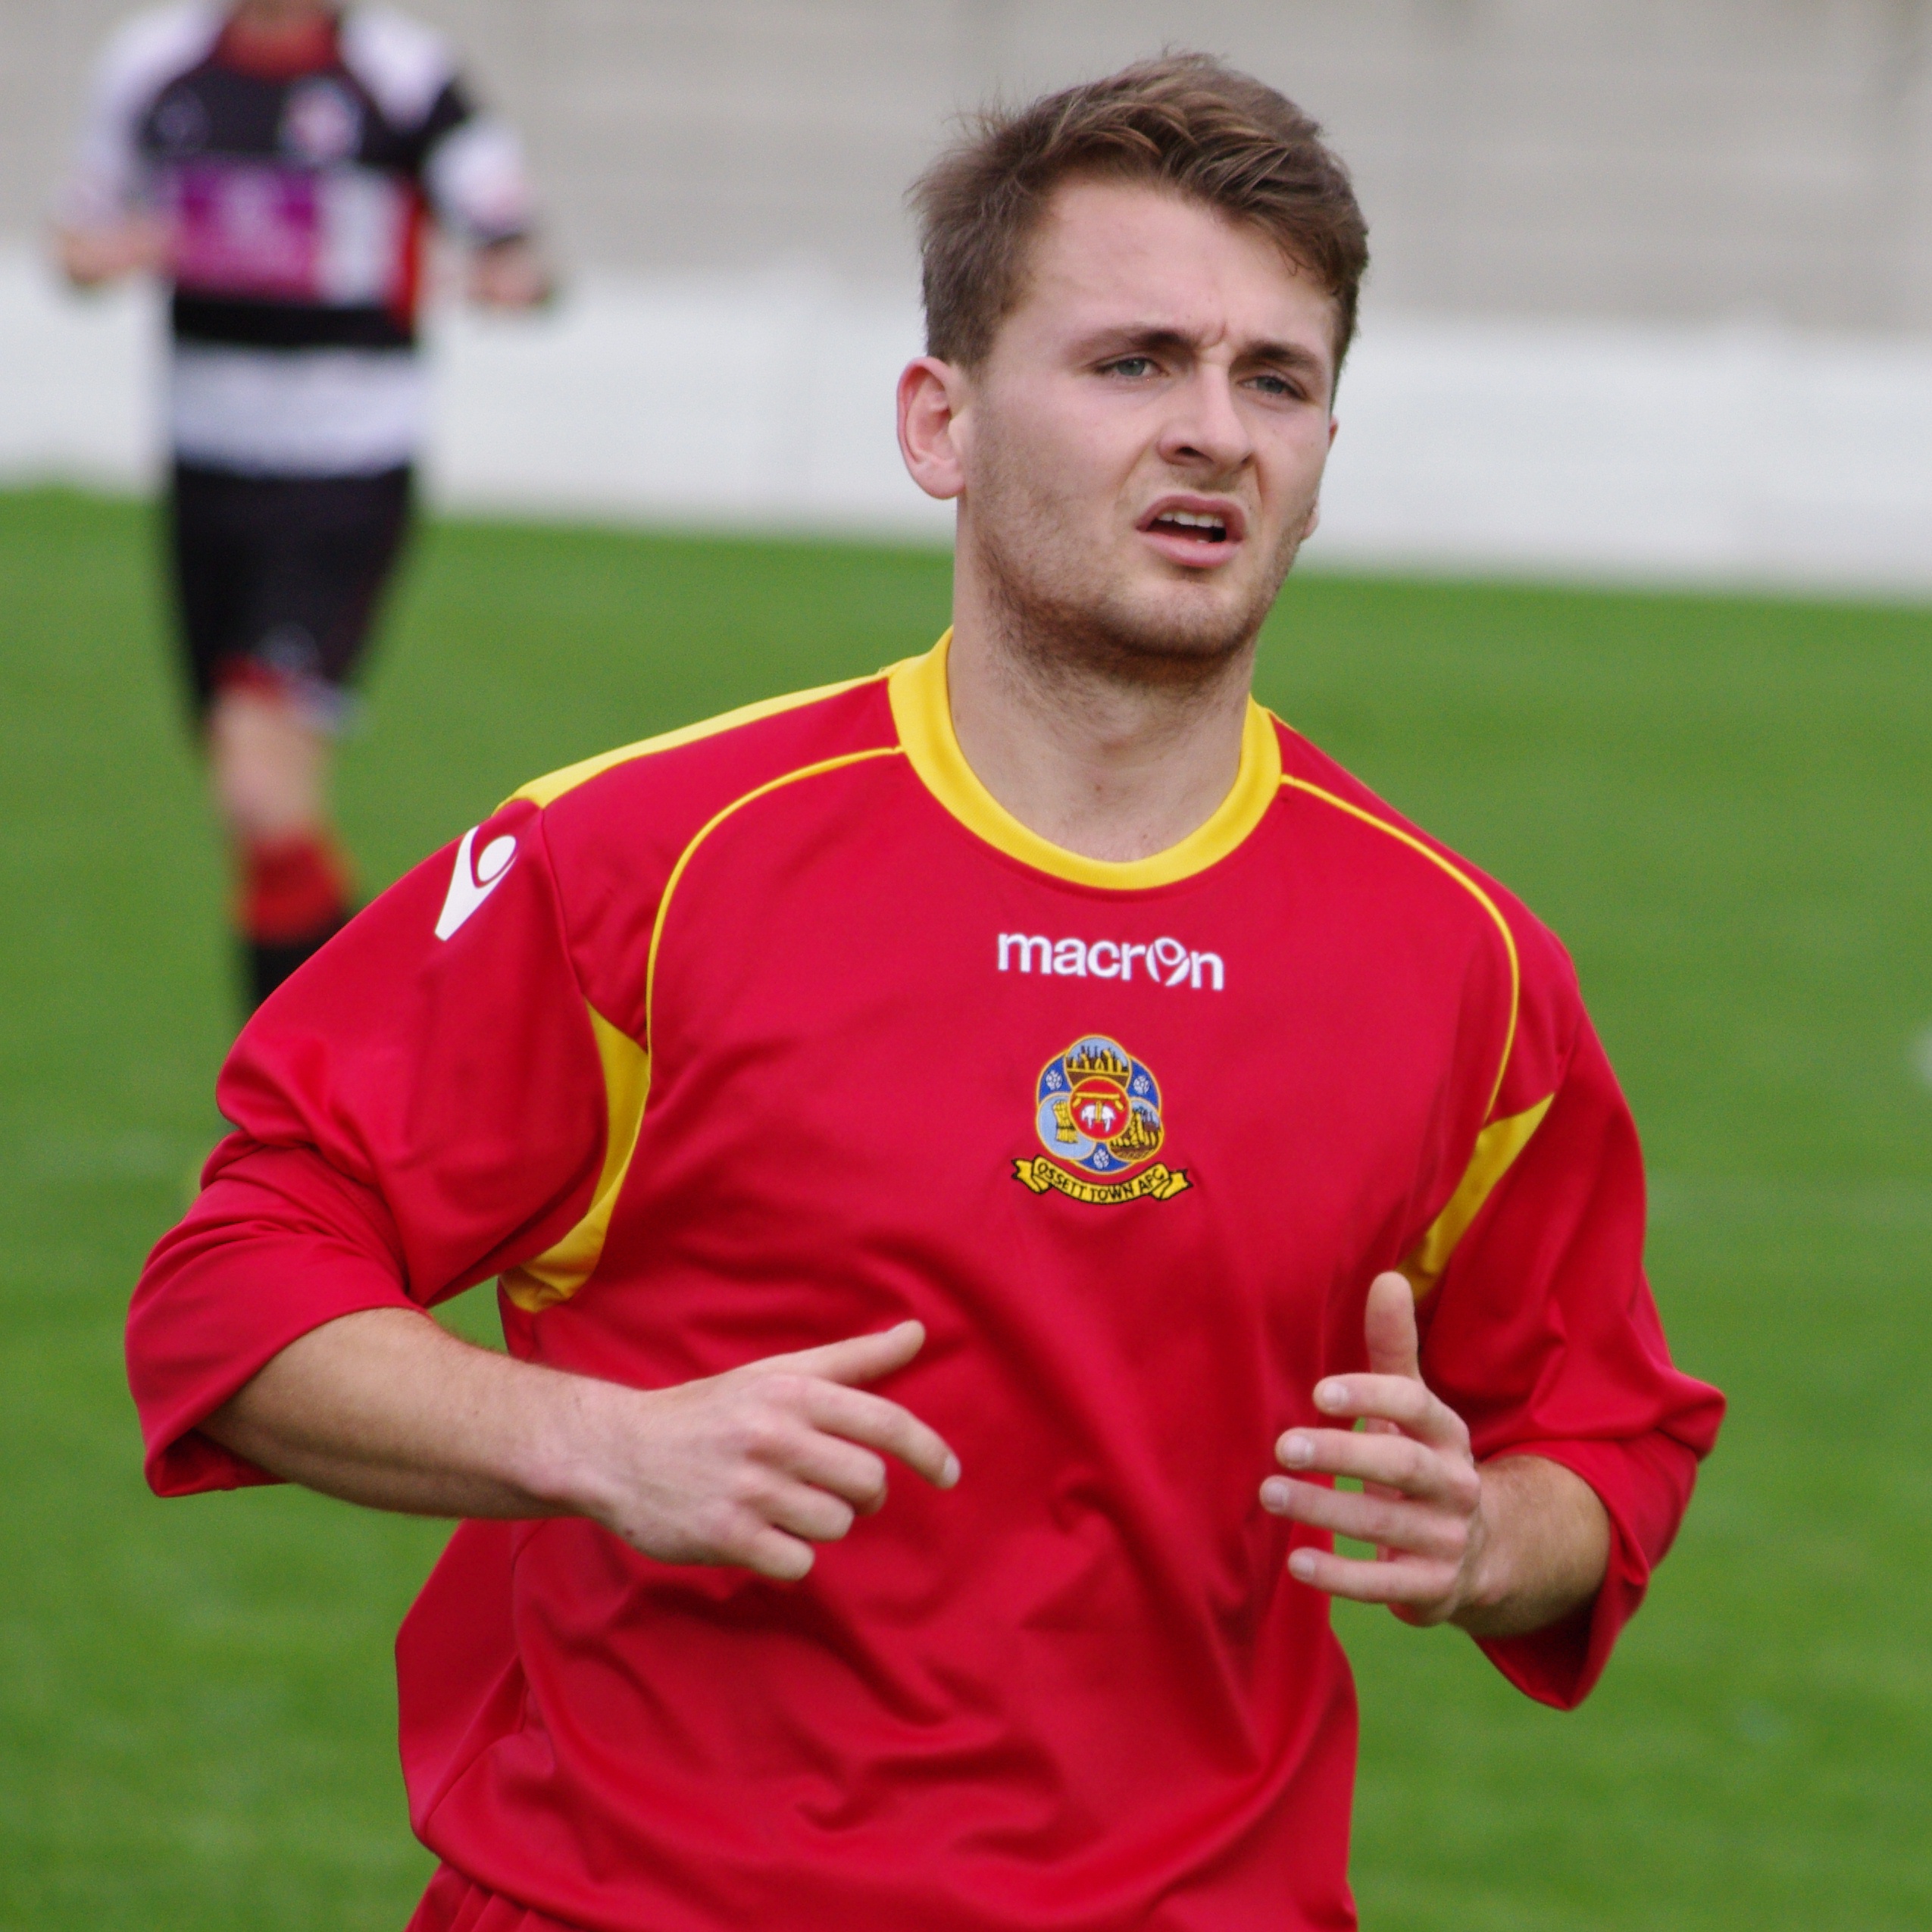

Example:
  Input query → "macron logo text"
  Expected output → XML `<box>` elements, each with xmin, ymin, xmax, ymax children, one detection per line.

<box><xmin>997</xmin><ymin>933</ymin><xmax>1224</xmax><ymax>990</ymax></box>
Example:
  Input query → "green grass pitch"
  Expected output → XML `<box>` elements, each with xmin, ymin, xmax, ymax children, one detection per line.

<box><xmin>2</xmin><ymin>486</ymin><xmax>1927</xmax><ymax>1928</ymax></box>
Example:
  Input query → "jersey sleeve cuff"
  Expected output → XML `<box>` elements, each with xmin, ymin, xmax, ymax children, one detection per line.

<box><xmin>1473</xmin><ymin>1432</ymin><xmax>1702</xmax><ymax>1710</ymax></box>
<box><xmin>127</xmin><ymin>1145</ymin><xmax>424</xmax><ymax>1498</ymax></box>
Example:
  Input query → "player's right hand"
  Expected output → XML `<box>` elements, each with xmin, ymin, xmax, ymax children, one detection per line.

<box><xmin>570</xmin><ymin>1320</ymin><xmax>960</xmax><ymax>1581</ymax></box>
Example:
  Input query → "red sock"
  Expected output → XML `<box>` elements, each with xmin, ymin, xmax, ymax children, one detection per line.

<box><xmin>239</xmin><ymin>830</ymin><xmax>353</xmax><ymax>945</ymax></box>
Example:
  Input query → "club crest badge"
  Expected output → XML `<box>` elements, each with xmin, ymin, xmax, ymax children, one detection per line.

<box><xmin>1014</xmin><ymin>1035</ymin><xmax>1192</xmax><ymax>1205</ymax></box>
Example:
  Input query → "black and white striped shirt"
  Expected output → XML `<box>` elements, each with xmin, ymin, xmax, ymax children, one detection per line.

<box><xmin>64</xmin><ymin>5</ymin><xmax>536</xmax><ymax>476</ymax></box>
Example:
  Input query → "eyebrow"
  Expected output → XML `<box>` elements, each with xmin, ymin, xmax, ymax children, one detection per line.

<box><xmin>1077</xmin><ymin>324</ymin><xmax>1330</xmax><ymax>380</ymax></box>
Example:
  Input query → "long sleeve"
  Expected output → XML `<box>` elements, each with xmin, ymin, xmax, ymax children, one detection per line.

<box><xmin>1417</xmin><ymin>1015</ymin><xmax>1726</xmax><ymax>1707</ymax></box>
<box><xmin>127</xmin><ymin>800</ymin><xmax>611</xmax><ymax>1496</ymax></box>
<box><xmin>58</xmin><ymin>5</ymin><xmax>221</xmax><ymax>229</ymax></box>
<box><xmin>335</xmin><ymin>11</ymin><xmax>538</xmax><ymax>245</ymax></box>
<box><xmin>421</xmin><ymin>102</ymin><xmax>536</xmax><ymax>244</ymax></box>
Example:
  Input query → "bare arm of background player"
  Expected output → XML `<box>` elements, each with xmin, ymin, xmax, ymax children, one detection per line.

<box><xmin>467</xmin><ymin>234</ymin><xmax>554</xmax><ymax>308</ymax></box>
<box><xmin>1259</xmin><ymin>1273</ymin><xmax>1611</xmax><ymax>1637</ymax></box>
<box><xmin>203</xmin><ymin>1311</ymin><xmax>959</xmax><ymax>1581</ymax></box>
<box><xmin>54</xmin><ymin>217</ymin><xmax>167</xmax><ymax>287</ymax></box>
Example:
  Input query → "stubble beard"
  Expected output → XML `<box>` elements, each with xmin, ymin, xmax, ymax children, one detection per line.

<box><xmin>968</xmin><ymin>440</ymin><xmax>1306</xmax><ymax>705</ymax></box>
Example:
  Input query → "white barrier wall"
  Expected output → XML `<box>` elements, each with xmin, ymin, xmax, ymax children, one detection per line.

<box><xmin>5</xmin><ymin>247</ymin><xmax>1930</xmax><ymax>596</ymax></box>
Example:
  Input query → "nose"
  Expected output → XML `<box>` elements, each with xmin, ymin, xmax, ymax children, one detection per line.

<box><xmin>1157</xmin><ymin>363</ymin><xmax>1253</xmax><ymax>477</ymax></box>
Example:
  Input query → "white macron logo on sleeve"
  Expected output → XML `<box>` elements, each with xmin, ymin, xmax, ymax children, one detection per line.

<box><xmin>436</xmin><ymin>826</ymin><xmax>518</xmax><ymax>939</ymax></box>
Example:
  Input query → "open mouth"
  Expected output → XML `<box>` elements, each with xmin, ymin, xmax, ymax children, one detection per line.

<box><xmin>1149</xmin><ymin>508</ymin><xmax>1230</xmax><ymax>544</ymax></box>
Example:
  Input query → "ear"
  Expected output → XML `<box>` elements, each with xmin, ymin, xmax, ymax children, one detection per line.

<box><xmin>898</xmin><ymin>355</ymin><xmax>970</xmax><ymax>502</ymax></box>
<box><xmin>1299</xmin><ymin>415</ymin><xmax>1340</xmax><ymax>542</ymax></box>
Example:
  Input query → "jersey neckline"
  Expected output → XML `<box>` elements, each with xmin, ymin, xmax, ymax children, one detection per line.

<box><xmin>886</xmin><ymin>632</ymin><xmax>1282</xmax><ymax>890</ymax></box>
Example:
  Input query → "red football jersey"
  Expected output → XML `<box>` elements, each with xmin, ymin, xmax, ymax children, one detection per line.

<box><xmin>129</xmin><ymin>636</ymin><xmax>1724</xmax><ymax>1932</ymax></box>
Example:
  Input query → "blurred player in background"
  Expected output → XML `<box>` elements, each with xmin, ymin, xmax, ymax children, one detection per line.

<box><xmin>56</xmin><ymin>1</ymin><xmax>549</xmax><ymax>1009</ymax></box>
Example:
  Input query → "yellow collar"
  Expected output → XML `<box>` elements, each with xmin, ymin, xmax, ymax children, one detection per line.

<box><xmin>886</xmin><ymin>631</ymin><xmax>1281</xmax><ymax>889</ymax></box>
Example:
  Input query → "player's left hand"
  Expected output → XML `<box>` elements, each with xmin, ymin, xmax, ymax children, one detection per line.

<box><xmin>1259</xmin><ymin>1271</ymin><xmax>1490</xmax><ymax>1627</ymax></box>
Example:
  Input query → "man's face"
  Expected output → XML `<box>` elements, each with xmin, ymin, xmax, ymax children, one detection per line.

<box><xmin>952</xmin><ymin>177</ymin><xmax>1340</xmax><ymax>675</ymax></box>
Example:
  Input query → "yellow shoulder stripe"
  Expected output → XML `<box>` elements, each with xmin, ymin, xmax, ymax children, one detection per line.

<box><xmin>1399</xmin><ymin>1094</ymin><xmax>1553</xmax><ymax>1299</ymax></box>
<box><xmin>500</xmin><ymin>673</ymin><xmax>889</xmax><ymax>1307</ymax></box>
<box><xmin>1281</xmin><ymin>775</ymin><xmax>1538</xmax><ymax>1299</ymax></box>
<box><xmin>1282</xmin><ymin>777</ymin><xmax>1522</xmax><ymax>1118</ymax></box>
<box><xmin>502</xmin><ymin>1004</ymin><xmax>652</xmax><ymax>1314</ymax></box>
<box><xmin>509</xmin><ymin>670</ymin><xmax>885</xmax><ymax>811</ymax></box>
<box><xmin>501</xmin><ymin>748</ymin><xmax>903</xmax><ymax>1313</ymax></box>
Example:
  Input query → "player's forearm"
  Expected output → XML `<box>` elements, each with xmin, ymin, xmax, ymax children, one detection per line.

<box><xmin>199</xmin><ymin>1305</ymin><xmax>958</xmax><ymax>1581</ymax></box>
<box><xmin>53</xmin><ymin>220</ymin><xmax>164</xmax><ymax>287</ymax></box>
<box><xmin>55</xmin><ymin>227</ymin><xmax>121</xmax><ymax>288</ymax></box>
<box><xmin>202</xmin><ymin>1305</ymin><xmax>609</xmax><ymax>1521</ymax></box>
<box><xmin>467</xmin><ymin>235</ymin><xmax>552</xmax><ymax>308</ymax></box>
<box><xmin>1449</xmin><ymin>1454</ymin><xmax>1611</xmax><ymax>1638</ymax></box>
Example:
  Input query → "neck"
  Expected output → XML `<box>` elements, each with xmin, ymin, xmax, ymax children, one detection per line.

<box><xmin>944</xmin><ymin>558</ymin><xmax>1258</xmax><ymax>866</ymax></box>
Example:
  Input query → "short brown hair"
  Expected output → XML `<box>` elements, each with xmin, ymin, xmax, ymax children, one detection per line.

<box><xmin>911</xmin><ymin>52</ymin><xmax>1368</xmax><ymax>373</ymax></box>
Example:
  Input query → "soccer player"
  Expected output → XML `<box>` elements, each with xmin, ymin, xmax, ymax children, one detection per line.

<box><xmin>127</xmin><ymin>55</ymin><xmax>1724</xmax><ymax>1932</ymax></box>
<box><xmin>57</xmin><ymin>0</ymin><xmax>548</xmax><ymax>1008</ymax></box>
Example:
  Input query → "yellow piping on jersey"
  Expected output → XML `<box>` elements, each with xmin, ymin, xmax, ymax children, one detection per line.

<box><xmin>1280</xmin><ymin>777</ymin><xmax>1523</xmax><ymax>1121</ymax></box>
<box><xmin>502</xmin><ymin>752</ymin><xmax>905</xmax><ymax>1314</ymax></box>
<box><xmin>890</xmin><ymin>633</ymin><xmax>1282</xmax><ymax>889</ymax></box>
<box><xmin>1398</xmin><ymin>1094</ymin><xmax>1554</xmax><ymax>1300</ymax></box>
<box><xmin>508</xmin><ymin>671</ymin><xmax>886</xmax><ymax>810</ymax></box>
<box><xmin>645</xmin><ymin>748</ymin><xmax>907</xmax><ymax>1056</ymax></box>
<box><xmin>501</xmin><ymin>1005</ymin><xmax>652</xmax><ymax>1314</ymax></box>
<box><xmin>498</xmin><ymin>682</ymin><xmax>896</xmax><ymax>1308</ymax></box>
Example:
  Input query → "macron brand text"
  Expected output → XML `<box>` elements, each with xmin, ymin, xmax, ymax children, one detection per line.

<box><xmin>997</xmin><ymin>933</ymin><xmax>1224</xmax><ymax>990</ymax></box>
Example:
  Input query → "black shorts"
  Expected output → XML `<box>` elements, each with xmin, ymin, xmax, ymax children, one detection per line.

<box><xmin>167</xmin><ymin>461</ymin><xmax>414</xmax><ymax>730</ymax></box>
